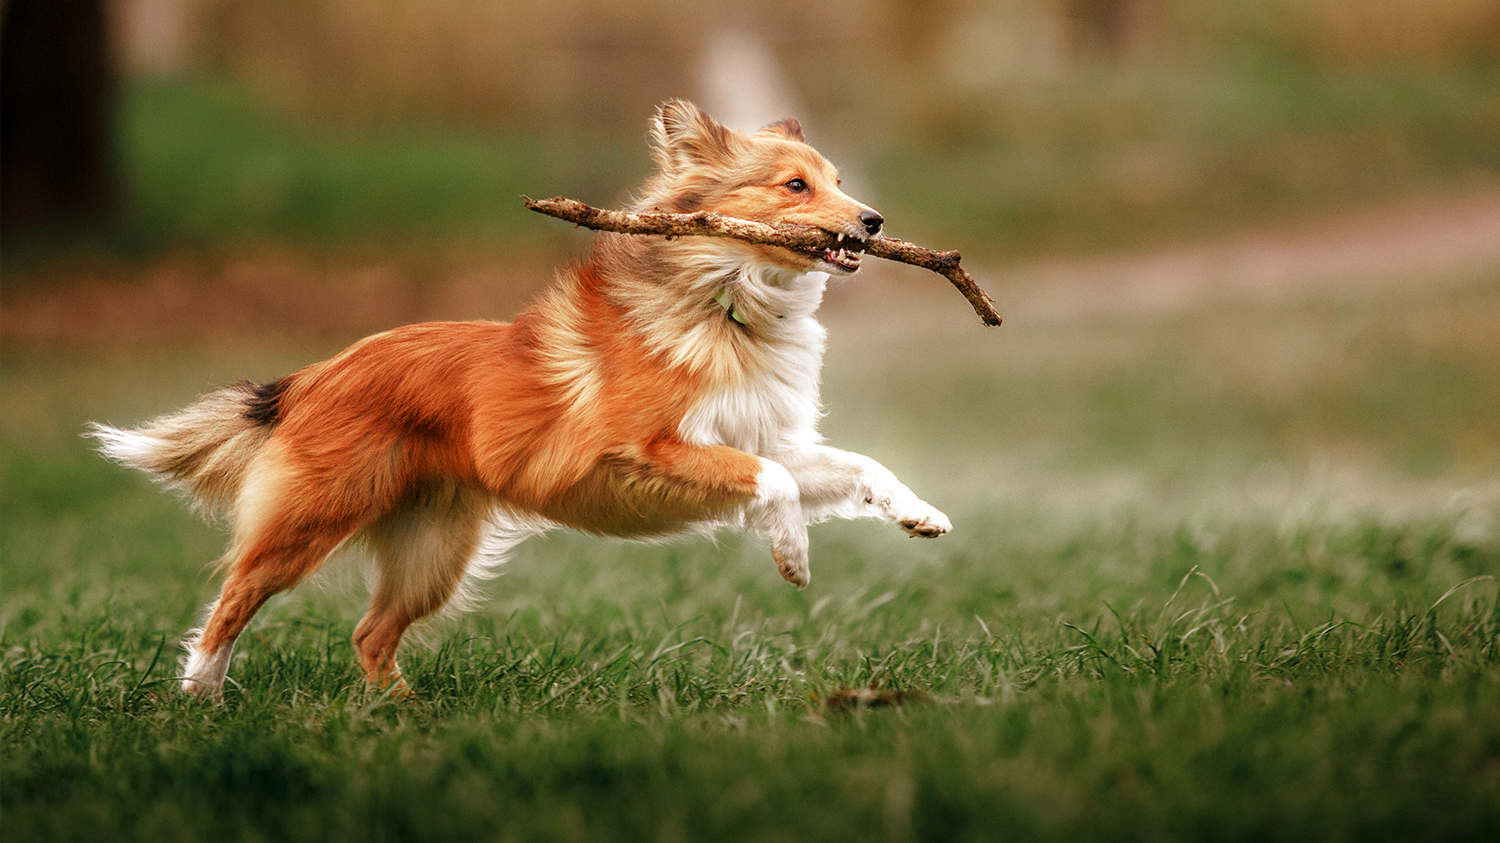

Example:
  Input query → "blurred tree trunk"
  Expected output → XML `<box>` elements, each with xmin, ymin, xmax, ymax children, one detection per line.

<box><xmin>2</xmin><ymin>0</ymin><xmax>117</xmax><ymax>232</ymax></box>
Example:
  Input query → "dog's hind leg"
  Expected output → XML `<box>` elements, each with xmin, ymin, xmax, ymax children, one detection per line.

<box><xmin>353</xmin><ymin>481</ymin><xmax>489</xmax><ymax>694</ymax></box>
<box><xmin>181</xmin><ymin>446</ymin><xmax>374</xmax><ymax>700</ymax></box>
<box><xmin>183</xmin><ymin>522</ymin><xmax>353</xmax><ymax>700</ymax></box>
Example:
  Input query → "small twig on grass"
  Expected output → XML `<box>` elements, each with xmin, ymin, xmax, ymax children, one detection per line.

<box><xmin>821</xmin><ymin>685</ymin><xmax>930</xmax><ymax>715</ymax></box>
<box><xmin>523</xmin><ymin>196</ymin><xmax>1003</xmax><ymax>327</ymax></box>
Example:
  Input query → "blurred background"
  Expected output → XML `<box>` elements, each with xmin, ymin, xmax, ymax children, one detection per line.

<box><xmin>2</xmin><ymin>0</ymin><xmax>1498</xmax><ymax>527</ymax></box>
<box><xmin>5</xmin><ymin>0</ymin><xmax>1499</xmax><ymax>260</ymax></box>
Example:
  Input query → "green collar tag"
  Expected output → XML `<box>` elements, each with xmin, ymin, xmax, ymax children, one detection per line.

<box><xmin>714</xmin><ymin>287</ymin><xmax>748</xmax><ymax>325</ymax></box>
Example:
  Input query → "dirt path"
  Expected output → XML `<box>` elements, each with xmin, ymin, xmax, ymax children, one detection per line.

<box><xmin>990</xmin><ymin>187</ymin><xmax>1500</xmax><ymax>322</ymax></box>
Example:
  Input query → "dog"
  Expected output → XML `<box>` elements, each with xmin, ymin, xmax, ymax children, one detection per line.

<box><xmin>90</xmin><ymin>100</ymin><xmax>951</xmax><ymax>699</ymax></box>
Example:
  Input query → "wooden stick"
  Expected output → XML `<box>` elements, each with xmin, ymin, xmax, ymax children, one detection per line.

<box><xmin>523</xmin><ymin>196</ymin><xmax>1002</xmax><ymax>327</ymax></box>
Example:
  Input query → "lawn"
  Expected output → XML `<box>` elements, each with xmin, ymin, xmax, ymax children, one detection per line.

<box><xmin>3</xmin><ymin>251</ymin><xmax>1498</xmax><ymax>840</ymax></box>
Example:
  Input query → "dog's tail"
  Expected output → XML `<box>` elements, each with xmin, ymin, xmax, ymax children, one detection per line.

<box><xmin>88</xmin><ymin>379</ymin><xmax>287</xmax><ymax>517</ymax></box>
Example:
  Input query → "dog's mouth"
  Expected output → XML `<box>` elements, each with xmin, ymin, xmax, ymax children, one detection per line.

<box><xmin>798</xmin><ymin>233</ymin><xmax>867</xmax><ymax>273</ymax></box>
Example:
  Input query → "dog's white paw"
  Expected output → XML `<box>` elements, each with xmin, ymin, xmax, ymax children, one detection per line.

<box><xmin>180</xmin><ymin>637</ymin><xmax>232</xmax><ymax>701</ymax></box>
<box><xmin>887</xmin><ymin>497</ymin><xmax>951</xmax><ymax>538</ymax></box>
<box><xmin>773</xmin><ymin>545</ymin><xmax>810</xmax><ymax>589</ymax></box>
<box><xmin>754</xmin><ymin>458</ymin><xmax>811</xmax><ymax>588</ymax></box>
<box><xmin>860</xmin><ymin>468</ymin><xmax>951</xmax><ymax>539</ymax></box>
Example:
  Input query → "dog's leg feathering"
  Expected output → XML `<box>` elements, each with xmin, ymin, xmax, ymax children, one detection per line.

<box><xmin>180</xmin><ymin>613</ymin><xmax>236</xmax><ymax>699</ymax></box>
<box><xmin>780</xmin><ymin>446</ymin><xmax>951</xmax><ymax>538</ymax></box>
<box><xmin>353</xmin><ymin>482</ymin><xmax>490</xmax><ymax>695</ymax></box>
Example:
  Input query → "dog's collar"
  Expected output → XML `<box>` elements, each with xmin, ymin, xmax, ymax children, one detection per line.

<box><xmin>713</xmin><ymin>287</ymin><xmax>749</xmax><ymax>325</ymax></box>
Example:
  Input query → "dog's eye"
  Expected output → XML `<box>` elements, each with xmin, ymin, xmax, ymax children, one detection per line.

<box><xmin>784</xmin><ymin>178</ymin><xmax>809</xmax><ymax>193</ymax></box>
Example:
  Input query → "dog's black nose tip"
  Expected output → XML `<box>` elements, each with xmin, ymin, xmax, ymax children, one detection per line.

<box><xmin>859</xmin><ymin>210</ymin><xmax>884</xmax><ymax>236</ymax></box>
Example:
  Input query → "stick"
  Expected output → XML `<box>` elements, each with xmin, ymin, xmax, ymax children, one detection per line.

<box><xmin>523</xmin><ymin>196</ymin><xmax>1002</xmax><ymax>327</ymax></box>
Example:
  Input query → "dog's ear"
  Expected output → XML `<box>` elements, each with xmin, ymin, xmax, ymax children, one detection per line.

<box><xmin>757</xmin><ymin>117</ymin><xmax>804</xmax><ymax>142</ymax></box>
<box><xmin>650</xmin><ymin>100</ymin><xmax>736</xmax><ymax>174</ymax></box>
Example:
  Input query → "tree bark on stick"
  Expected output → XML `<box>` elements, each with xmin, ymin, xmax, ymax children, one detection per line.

<box><xmin>524</xmin><ymin>196</ymin><xmax>1002</xmax><ymax>327</ymax></box>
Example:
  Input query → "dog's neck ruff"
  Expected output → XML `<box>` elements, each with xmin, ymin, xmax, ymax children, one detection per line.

<box><xmin>600</xmin><ymin>236</ymin><xmax>832</xmax><ymax>385</ymax></box>
<box><xmin>668</xmin><ymin>255</ymin><xmax>831</xmax><ymax>458</ymax></box>
<box><xmin>713</xmin><ymin>286</ymin><xmax>749</xmax><ymax>325</ymax></box>
<box><xmin>697</xmin><ymin>253</ymin><xmax>829</xmax><ymax>328</ymax></box>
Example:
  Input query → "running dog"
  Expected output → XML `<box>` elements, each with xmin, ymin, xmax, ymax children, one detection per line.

<box><xmin>91</xmin><ymin>100</ymin><xmax>951</xmax><ymax>698</ymax></box>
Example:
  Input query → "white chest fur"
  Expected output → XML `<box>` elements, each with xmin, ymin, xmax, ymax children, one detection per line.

<box><xmin>677</xmin><ymin>313</ymin><xmax>828</xmax><ymax>457</ymax></box>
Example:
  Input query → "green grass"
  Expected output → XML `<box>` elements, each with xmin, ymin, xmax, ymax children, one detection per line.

<box><xmin>4</xmin><ymin>268</ymin><xmax>1499</xmax><ymax>840</ymax></box>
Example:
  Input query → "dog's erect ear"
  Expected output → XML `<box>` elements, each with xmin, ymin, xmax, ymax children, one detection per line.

<box><xmin>650</xmin><ymin>99</ymin><xmax>736</xmax><ymax>174</ymax></box>
<box><xmin>757</xmin><ymin>117</ymin><xmax>804</xmax><ymax>142</ymax></box>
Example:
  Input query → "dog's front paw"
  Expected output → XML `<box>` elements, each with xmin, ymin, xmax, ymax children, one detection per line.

<box><xmin>861</xmin><ymin>469</ymin><xmax>951</xmax><ymax>540</ymax></box>
<box><xmin>772</xmin><ymin>545</ymin><xmax>810</xmax><ymax>589</ymax></box>
<box><xmin>893</xmin><ymin>501</ymin><xmax>951</xmax><ymax>538</ymax></box>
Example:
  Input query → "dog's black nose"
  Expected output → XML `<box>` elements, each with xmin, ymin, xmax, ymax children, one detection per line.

<box><xmin>859</xmin><ymin>210</ymin><xmax>884</xmax><ymax>236</ymax></box>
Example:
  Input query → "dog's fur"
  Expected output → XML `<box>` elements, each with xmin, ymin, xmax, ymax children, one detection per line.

<box><xmin>90</xmin><ymin>100</ymin><xmax>950</xmax><ymax>699</ymax></box>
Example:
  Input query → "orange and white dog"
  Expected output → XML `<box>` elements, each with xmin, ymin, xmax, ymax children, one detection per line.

<box><xmin>91</xmin><ymin>100</ymin><xmax>951</xmax><ymax>699</ymax></box>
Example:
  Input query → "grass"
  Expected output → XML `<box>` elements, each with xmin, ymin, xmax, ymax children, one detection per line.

<box><xmin>4</xmin><ymin>510</ymin><xmax>1497</xmax><ymax>842</ymax></box>
<box><xmin>4</xmin><ymin>263</ymin><xmax>1499</xmax><ymax>840</ymax></box>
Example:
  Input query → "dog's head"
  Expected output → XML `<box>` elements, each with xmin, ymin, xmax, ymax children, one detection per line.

<box><xmin>633</xmin><ymin>100</ymin><xmax>882</xmax><ymax>275</ymax></box>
